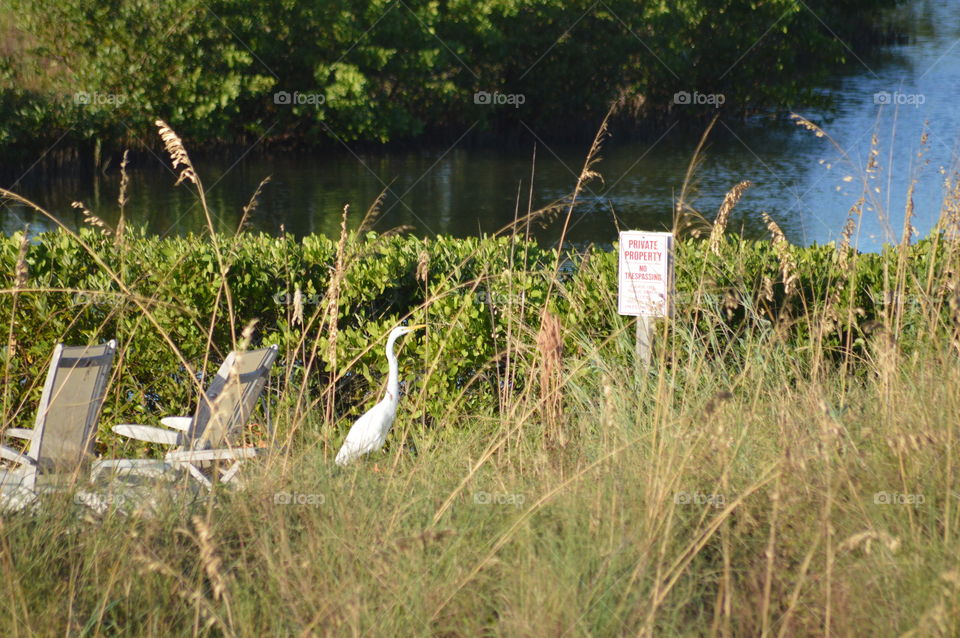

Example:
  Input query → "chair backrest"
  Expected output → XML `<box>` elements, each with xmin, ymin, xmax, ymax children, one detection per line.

<box><xmin>28</xmin><ymin>340</ymin><xmax>117</xmax><ymax>471</ymax></box>
<box><xmin>190</xmin><ymin>345</ymin><xmax>279</xmax><ymax>449</ymax></box>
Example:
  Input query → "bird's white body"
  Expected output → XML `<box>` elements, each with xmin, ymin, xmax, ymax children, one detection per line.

<box><xmin>335</xmin><ymin>325</ymin><xmax>419</xmax><ymax>466</ymax></box>
<box><xmin>334</xmin><ymin>396</ymin><xmax>397</xmax><ymax>465</ymax></box>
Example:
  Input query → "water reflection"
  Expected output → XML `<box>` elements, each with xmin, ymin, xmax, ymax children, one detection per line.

<box><xmin>2</xmin><ymin>0</ymin><xmax>958</xmax><ymax>252</ymax></box>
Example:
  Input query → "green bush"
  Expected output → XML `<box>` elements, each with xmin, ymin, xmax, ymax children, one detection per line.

<box><xmin>1</xmin><ymin>227</ymin><xmax>954</xmax><ymax>453</ymax></box>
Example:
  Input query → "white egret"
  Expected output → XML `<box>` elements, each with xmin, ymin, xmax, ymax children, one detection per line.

<box><xmin>335</xmin><ymin>324</ymin><xmax>424</xmax><ymax>467</ymax></box>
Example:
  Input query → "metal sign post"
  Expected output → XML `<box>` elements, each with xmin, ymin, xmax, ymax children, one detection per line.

<box><xmin>617</xmin><ymin>231</ymin><xmax>674</xmax><ymax>370</ymax></box>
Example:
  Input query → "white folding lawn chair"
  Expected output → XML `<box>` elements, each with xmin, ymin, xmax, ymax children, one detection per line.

<box><xmin>1</xmin><ymin>340</ymin><xmax>117</xmax><ymax>509</ymax></box>
<box><xmin>92</xmin><ymin>345</ymin><xmax>278</xmax><ymax>489</ymax></box>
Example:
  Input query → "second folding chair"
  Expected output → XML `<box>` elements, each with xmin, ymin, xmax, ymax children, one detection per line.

<box><xmin>92</xmin><ymin>345</ymin><xmax>279</xmax><ymax>489</ymax></box>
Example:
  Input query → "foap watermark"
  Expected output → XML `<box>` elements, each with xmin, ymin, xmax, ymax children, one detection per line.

<box><xmin>273</xmin><ymin>291</ymin><xmax>323</xmax><ymax>306</ymax></box>
<box><xmin>473</xmin><ymin>491</ymin><xmax>525</xmax><ymax>506</ymax></box>
<box><xmin>474</xmin><ymin>91</ymin><xmax>525</xmax><ymax>108</ymax></box>
<box><xmin>674</xmin><ymin>491</ymin><xmax>726</xmax><ymax>508</ymax></box>
<box><xmin>73</xmin><ymin>91</ymin><xmax>127</xmax><ymax>106</ymax></box>
<box><xmin>873</xmin><ymin>91</ymin><xmax>925</xmax><ymax>107</ymax></box>
<box><xmin>673</xmin><ymin>91</ymin><xmax>725</xmax><ymax>108</ymax></box>
<box><xmin>873</xmin><ymin>491</ymin><xmax>924</xmax><ymax>505</ymax></box>
<box><xmin>73</xmin><ymin>292</ymin><xmax>125</xmax><ymax>309</ymax></box>
<box><xmin>273</xmin><ymin>491</ymin><xmax>324</xmax><ymax>507</ymax></box>
<box><xmin>274</xmin><ymin>91</ymin><xmax>326</xmax><ymax>106</ymax></box>
<box><xmin>473</xmin><ymin>290</ymin><xmax>515</xmax><ymax>306</ymax></box>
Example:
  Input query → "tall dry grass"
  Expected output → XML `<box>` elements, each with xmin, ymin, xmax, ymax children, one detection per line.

<box><xmin>0</xmin><ymin>115</ymin><xmax>959</xmax><ymax>637</ymax></box>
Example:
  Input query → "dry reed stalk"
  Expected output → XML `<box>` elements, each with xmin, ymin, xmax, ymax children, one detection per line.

<box><xmin>13</xmin><ymin>231</ymin><xmax>28</xmax><ymax>289</ymax></box>
<box><xmin>902</xmin><ymin>179</ymin><xmax>917</xmax><ymax>248</ymax></box>
<box><xmin>116</xmin><ymin>149</ymin><xmax>129</xmax><ymax>244</ymax></box>
<box><xmin>824</xmin><ymin>203</ymin><xmax>857</xmax><ymax>338</ymax></box>
<box><xmin>642</xmin><ymin>469</ymin><xmax>780</xmax><ymax>635</ymax></box>
<box><xmin>815</xmin><ymin>399</ymin><xmax>842</xmax><ymax>634</ymax></box>
<box><xmin>890</xmin><ymin>179</ymin><xmax>917</xmax><ymax>338</ymax></box>
<box><xmin>790</xmin><ymin>114</ymin><xmax>826</xmax><ymax>139</ymax></box>
<box><xmin>762</xmin><ymin>213</ymin><xmax>798</xmax><ymax>296</ymax></box>
<box><xmin>237</xmin><ymin>176</ymin><xmax>271</xmax><ymax>235</ymax></box>
<box><xmin>893</xmin><ymin>129</ymin><xmax>929</xmax><ymax>335</ymax></box>
<box><xmin>835</xmin><ymin>198</ymin><xmax>866</xmax><ymax>372</ymax></box>
<box><xmin>496</xmin><ymin>198</ymin><xmax>568</xmax><ymax>238</ymax></box>
<box><xmin>675</xmin><ymin>115</ymin><xmax>719</xmax><ymax>231</ymax></box>
<box><xmin>0</xmin><ymin>518</ymin><xmax>31</xmax><ymax>627</ymax></box>
<box><xmin>940</xmin><ymin>172</ymin><xmax>960</xmax><ymax>243</ymax></box>
<box><xmin>237</xmin><ymin>319</ymin><xmax>257</xmax><ymax>352</ymax></box>
<box><xmin>415</xmin><ymin>249</ymin><xmax>430</xmax><ymax>285</ymax></box>
<box><xmin>774</xmin><ymin>532</ymin><xmax>820</xmax><ymax>638</ymax></box>
<box><xmin>71</xmin><ymin>201</ymin><xmax>112</xmax><ymax>235</ymax></box>
<box><xmin>759</xmin><ymin>475</ymin><xmax>781</xmax><ymax>638</ymax></box>
<box><xmin>866</xmin><ymin>322</ymin><xmax>898</xmax><ymax>418</ymax></box>
<box><xmin>490</xmin><ymin>151</ymin><xmax>569</xmax><ymax>240</ymax></box>
<box><xmin>3</xmin><ymin>230</ymin><xmax>30</xmax><ymax>422</ymax></box>
<box><xmin>866</xmin><ymin>132</ymin><xmax>880</xmax><ymax>175</ymax></box>
<box><xmin>838</xmin><ymin>197</ymin><xmax>863</xmax><ymax>271</ymax></box>
<box><xmin>136</xmin><ymin>547</ymin><xmax>227</xmax><ymax>634</ymax></box>
<box><xmin>536</xmin><ymin>310</ymin><xmax>564</xmax><ymax>448</ymax></box>
<box><xmin>321</xmin><ymin>205</ymin><xmax>351</xmax><ymax>429</ymax></box>
<box><xmin>292</xmin><ymin>286</ymin><xmax>304</xmax><ymax>327</ymax></box>
<box><xmin>154</xmin><ymin>120</ymin><xmax>237</xmax><ymax>346</ymax></box>
<box><xmin>192</xmin><ymin>517</ymin><xmax>229</xmax><ymax>604</ymax></box>
<box><xmin>156</xmin><ymin>119</ymin><xmax>198</xmax><ymax>188</ymax></box>
<box><xmin>359</xmin><ymin>187</ymin><xmax>387</xmax><ymax>232</ymax></box>
<box><xmin>761</xmin><ymin>276</ymin><xmax>775</xmax><ymax>304</ymax></box>
<box><xmin>951</xmin><ymin>294</ymin><xmax>960</xmax><ymax>355</ymax></box>
<box><xmin>710</xmin><ymin>398</ymin><xmax>735</xmax><ymax>638</ymax></box>
<box><xmin>550</xmin><ymin>108</ymin><xmax>611</xmax><ymax>292</ymax></box>
<box><xmin>708</xmin><ymin>181</ymin><xmax>752</xmax><ymax>255</ymax></box>
<box><xmin>415</xmin><ymin>247</ymin><xmax>432</xmax><ymax>430</ymax></box>
<box><xmin>499</xmin><ymin>190</ymin><xmax>522</xmax><ymax>421</ymax></box>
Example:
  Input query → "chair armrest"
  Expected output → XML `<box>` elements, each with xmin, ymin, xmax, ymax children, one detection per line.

<box><xmin>160</xmin><ymin>417</ymin><xmax>193</xmax><ymax>432</ymax></box>
<box><xmin>112</xmin><ymin>424</ymin><xmax>180</xmax><ymax>446</ymax></box>
<box><xmin>0</xmin><ymin>444</ymin><xmax>36</xmax><ymax>467</ymax></box>
<box><xmin>91</xmin><ymin>458</ymin><xmax>173</xmax><ymax>482</ymax></box>
<box><xmin>3</xmin><ymin>428</ymin><xmax>33</xmax><ymax>440</ymax></box>
<box><xmin>166</xmin><ymin>447</ymin><xmax>264</xmax><ymax>463</ymax></box>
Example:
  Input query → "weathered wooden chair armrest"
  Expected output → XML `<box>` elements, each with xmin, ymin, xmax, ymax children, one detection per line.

<box><xmin>90</xmin><ymin>458</ymin><xmax>173</xmax><ymax>481</ymax></box>
<box><xmin>159</xmin><ymin>417</ymin><xmax>193</xmax><ymax>432</ymax></box>
<box><xmin>3</xmin><ymin>428</ymin><xmax>33</xmax><ymax>440</ymax></box>
<box><xmin>112</xmin><ymin>424</ymin><xmax>180</xmax><ymax>446</ymax></box>
<box><xmin>0</xmin><ymin>444</ymin><xmax>36</xmax><ymax>466</ymax></box>
<box><xmin>166</xmin><ymin>447</ymin><xmax>264</xmax><ymax>463</ymax></box>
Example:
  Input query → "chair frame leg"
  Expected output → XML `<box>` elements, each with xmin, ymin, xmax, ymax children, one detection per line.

<box><xmin>185</xmin><ymin>463</ymin><xmax>213</xmax><ymax>490</ymax></box>
<box><xmin>219</xmin><ymin>461</ymin><xmax>242</xmax><ymax>484</ymax></box>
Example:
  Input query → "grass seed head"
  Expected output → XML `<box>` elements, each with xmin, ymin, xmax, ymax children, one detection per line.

<box><xmin>709</xmin><ymin>180</ymin><xmax>751</xmax><ymax>255</ymax></box>
<box><xmin>155</xmin><ymin>119</ymin><xmax>197</xmax><ymax>187</ymax></box>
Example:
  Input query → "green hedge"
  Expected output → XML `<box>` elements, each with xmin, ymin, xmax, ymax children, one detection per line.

<box><xmin>0</xmin><ymin>229</ymin><xmax>954</xmax><ymax>451</ymax></box>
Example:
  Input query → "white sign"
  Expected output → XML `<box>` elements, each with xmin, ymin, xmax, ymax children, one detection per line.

<box><xmin>618</xmin><ymin>231</ymin><xmax>674</xmax><ymax>317</ymax></box>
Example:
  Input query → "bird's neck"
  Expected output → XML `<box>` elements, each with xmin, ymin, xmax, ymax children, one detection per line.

<box><xmin>385</xmin><ymin>334</ymin><xmax>400</xmax><ymax>401</ymax></box>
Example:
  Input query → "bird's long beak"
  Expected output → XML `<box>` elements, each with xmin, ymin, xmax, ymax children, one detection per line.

<box><xmin>406</xmin><ymin>324</ymin><xmax>426</xmax><ymax>331</ymax></box>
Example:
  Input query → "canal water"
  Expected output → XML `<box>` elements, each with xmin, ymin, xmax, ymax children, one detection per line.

<box><xmin>3</xmin><ymin>0</ymin><xmax>957</xmax><ymax>252</ymax></box>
